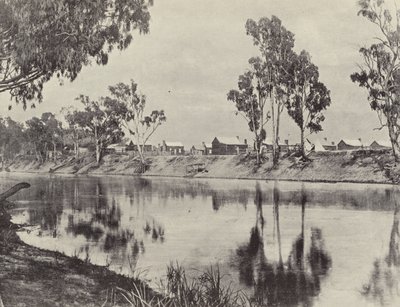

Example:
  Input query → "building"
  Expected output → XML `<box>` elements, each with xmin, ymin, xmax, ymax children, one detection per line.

<box><xmin>161</xmin><ymin>141</ymin><xmax>184</xmax><ymax>155</ymax></box>
<box><xmin>126</xmin><ymin>140</ymin><xmax>153</xmax><ymax>152</ymax></box>
<box><xmin>337</xmin><ymin>139</ymin><xmax>363</xmax><ymax>151</ymax></box>
<box><xmin>370</xmin><ymin>140</ymin><xmax>392</xmax><ymax>149</ymax></box>
<box><xmin>211</xmin><ymin>137</ymin><xmax>248</xmax><ymax>155</ymax></box>
<box><xmin>190</xmin><ymin>142</ymin><xmax>212</xmax><ymax>155</ymax></box>
<box><xmin>262</xmin><ymin>138</ymin><xmax>291</xmax><ymax>152</ymax></box>
<box><xmin>106</xmin><ymin>142</ymin><xmax>127</xmax><ymax>153</ymax></box>
<box><xmin>321</xmin><ymin>138</ymin><xmax>337</xmax><ymax>151</ymax></box>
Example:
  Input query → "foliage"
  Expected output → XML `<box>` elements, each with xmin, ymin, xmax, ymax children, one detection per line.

<box><xmin>119</xmin><ymin>262</ymin><xmax>247</xmax><ymax>307</ymax></box>
<box><xmin>0</xmin><ymin>117</ymin><xmax>25</xmax><ymax>162</ymax></box>
<box><xmin>0</xmin><ymin>0</ymin><xmax>153</xmax><ymax>108</ymax></box>
<box><xmin>24</xmin><ymin>113</ymin><xmax>64</xmax><ymax>162</ymax></box>
<box><xmin>227</xmin><ymin>57</ymin><xmax>270</xmax><ymax>165</ymax></box>
<box><xmin>351</xmin><ymin>0</ymin><xmax>400</xmax><ymax>160</ymax></box>
<box><xmin>286</xmin><ymin>50</ymin><xmax>331</xmax><ymax>157</ymax></box>
<box><xmin>106</xmin><ymin>80</ymin><xmax>166</xmax><ymax>166</ymax></box>
<box><xmin>73</xmin><ymin>95</ymin><xmax>125</xmax><ymax>163</ymax></box>
<box><xmin>231</xmin><ymin>16</ymin><xmax>296</xmax><ymax>165</ymax></box>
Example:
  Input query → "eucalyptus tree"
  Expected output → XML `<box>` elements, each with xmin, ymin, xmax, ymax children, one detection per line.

<box><xmin>286</xmin><ymin>51</ymin><xmax>331</xmax><ymax>158</ymax></box>
<box><xmin>0</xmin><ymin>0</ymin><xmax>153</xmax><ymax>108</ymax></box>
<box><xmin>25</xmin><ymin>116</ymin><xmax>47</xmax><ymax>163</ymax></box>
<box><xmin>62</xmin><ymin>107</ymin><xmax>86</xmax><ymax>159</ymax></box>
<box><xmin>351</xmin><ymin>0</ymin><xmax>400</xmax><ymax>160</ymax></box>
<box><xmin>227</xmin><ymin>57</ymin><xmax>270</xmax><ymax>165</ymax></box>
<box><xmin>41</xmin><ymin>112</ymin><xmax>63</xmax><ymax>161</ymax></box>
<box><xmin>0</xmin><ymin>117</ymin><xmax>24</xmax><ymax>165</ymax></box>
<box><xmin>74</xmin><ymin>95</ymin><xmax>124</xmax><ymax>164</ymax></box>
<box><xmin>245</xmin><ymin>16</ymin><xmax>295</xmax><ymax>165</ymax></box>
<box><xmin>107</xmin><ymin>80</ymin><xmax>166</xmax><ymax>166</ymax></box>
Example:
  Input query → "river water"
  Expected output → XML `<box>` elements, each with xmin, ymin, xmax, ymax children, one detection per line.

<box><xmin>1</xmin><ymin>173</ymin><xmax>399</xmax><ymax>306</ymax></box>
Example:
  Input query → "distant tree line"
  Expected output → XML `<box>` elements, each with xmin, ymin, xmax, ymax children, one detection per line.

<box><xmin>0</xmin><ymin>80</ymin><xmax>166</xmax><ymax>170</ymax></box>
<box><xmin>228</xmin><ymin>16</ymin><xmax>331</xmax><ymax>166</ymax></box>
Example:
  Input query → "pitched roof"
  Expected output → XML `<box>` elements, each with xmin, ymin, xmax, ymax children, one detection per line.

<box><xmin>204</xmin><ymin>143</ymin><xmax>212</xmax><ymax>148</ymax></box>
<box><xmin>262</xmin><ymin>138</ymin><xmax>288</xmax><ymax>146</ymax></box>
<box><xmin>339</xmin><ymin>139</ymin><xmax>363</xmax><ymax>147</ymax></box>
<box><xmin>165</xmin><ymin>141</ymin><xmax>184</xmax><ymax>147</ymax></box>
<box><xmin>192</xmin><ymin>145</ymin><xmax>205</xmax><ymax>151</ymax></box>
<box><xmin>107</xmin><ymin>143</ymin><xmax>126</xmax><ymax>149</ymax></box>
<box><xmin>371</xmin><ymin>140</ymin><xmax>392</xmax><ymax>148</ymax></box>
<box><xmin>214</xmin><ymin>137</ymin><xmax>245</xmax><ymax>145</ymax></box>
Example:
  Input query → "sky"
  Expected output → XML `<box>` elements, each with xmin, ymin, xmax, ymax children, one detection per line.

<box><xmin>0</xmin><ymin>0</ymin><xmax>392</xmax><ymax>147</ymax></box>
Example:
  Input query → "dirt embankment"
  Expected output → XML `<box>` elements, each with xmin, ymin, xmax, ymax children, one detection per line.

<box><xmin>0</xmin><ymin>240</ymin><xmax>156</xmax><ymax>307</ymax></box>
<box><xmin>5</xmin><ymin>149</ymin><xmax>400</xmax><ymax>184</ymax></box>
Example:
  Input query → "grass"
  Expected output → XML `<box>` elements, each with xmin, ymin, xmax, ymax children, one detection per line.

<box><xmin>117</xmin><ymin>262</ymin><xmax>254</xmax><ymax>307</ymax></box>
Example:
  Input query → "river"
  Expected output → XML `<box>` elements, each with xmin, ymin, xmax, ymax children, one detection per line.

<box><xmin>1</xmin><ymin>173</ymin><xmax>399</xmax><ymax>306</ymax></box>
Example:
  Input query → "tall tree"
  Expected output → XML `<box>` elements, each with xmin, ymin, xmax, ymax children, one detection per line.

<box><xmin>227</xmin><ymin>57</ymin><xmax>270</xmax><ymax>165</ymax></box>
<box><xmin>25</xmin><ymin>116</ymin><xmax>47</xmax><ymax>163</ymax></box>
<box><xmin>351</xmin><ymin>0</ymin><xmax>400</xmax><ymax>161</ymax></box>
<box><xmin>245</xmin><ymin>16</ymin><xmax>295</xmax><ymax>165</ymax></box>
<box><xmin>41</xmin><ymin>112</ymin><xmax>63</xmax><ymax>161</ymax></box>
<box><xmin>62</xmin><ymin>107</ymin><xmax>87</xmax><ymax>159</ymax></box>
<box><xmin>0</xmin><ymin>0</ymin><xmax>153</xmax><ymax>108</ymax></box>
<box><xmin>286</xmin><ymin>51</ymin><xmax>331</xmax><ymax>158</ymax></box>
<box><xmin>107</xmin><ymin>80</ymin><xmax>166</xmax><ymax>167</ymax></box>
<box><xmin>74</xmin><ymin>95</ymin><xmax>124</xmax><ymax>164</ymax></box>
<box><xmin>1</xmin><ymin>117</ymin><xmax>25</xmax><ymax>163</ymax></box>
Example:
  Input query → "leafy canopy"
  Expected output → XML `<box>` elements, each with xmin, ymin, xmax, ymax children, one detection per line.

<box><xmin>0</xmin><ymin>0</ymin><xmax>153</xmax><ymax>108</ymax></box>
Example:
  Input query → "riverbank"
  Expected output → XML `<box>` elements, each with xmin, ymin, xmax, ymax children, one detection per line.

<box><xmin>0</xmin><ymin>238</ymin><xmax>157</xmax><ymax>306</ymax></box>
<box><xmin>6</xmin><ymin>149</ymin><xmax>399</xmax><ymax>184</ymax></box>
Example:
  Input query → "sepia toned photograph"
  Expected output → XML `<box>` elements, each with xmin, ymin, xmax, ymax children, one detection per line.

<box><xmin>2</xmin><ymin>0</ymin><xmax>400</xmax><ymax>306</ymax></box>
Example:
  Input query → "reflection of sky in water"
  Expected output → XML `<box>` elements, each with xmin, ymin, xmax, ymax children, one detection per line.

<box><xmin>1</xmin><ymin>173</ymin><xmax>400</xmax><ymax>306</ymax></box>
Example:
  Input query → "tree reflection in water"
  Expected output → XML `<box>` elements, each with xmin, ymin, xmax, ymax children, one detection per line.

<box><xmin>235</xmin><ymin>183</ymin><xmax>332</xmax><ymax>306</ymax></box>
<box><xmin>362</xmin><ymin>203</ymin><xmax>400</xmax><ymax>305</ymax></box>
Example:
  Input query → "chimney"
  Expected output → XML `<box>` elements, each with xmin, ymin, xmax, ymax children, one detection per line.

<box><xmin>284</xmin><ymin>139</ymin><xmax>289</xmax><ymax>145</ymax></box>
<box><xmin>244</xmin><ymin>139</ymin><xmax>247</xmax><ymax>145</ymax></box>
<box><xmin>236</xmin><ymin>136</ymin><xmax>240</xmax><ymax>141</ymax></box>
<box><xmin>331</xmin><ymin>141</ymin><xmax>335</xmax><ymax>145</ymax></box>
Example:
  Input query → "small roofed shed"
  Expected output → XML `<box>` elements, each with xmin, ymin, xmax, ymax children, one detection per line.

<box><xmin>106</xmin><ymin>142</ymin><xmax>127</xmax><ymax>153</ymax></box>
<box><xmin>262</xmin><ymin>138</ymin><xmax>291</xmax><ymax>152</ymax></box>
<box><xmin>126</xmin><ymin>140</ymin><xmax>153</xmax><ymax>152</ymax></box>
<box><xmin>212</xmin><ymin>137</ymin><xmax>248</xmax><ymax>155</ymax></box>
<box><xmin>162</xmin><ymin>141</ymin><xmax>184</xmax><ymax>155</ymax></box>
<box><xmin>337</xmin><ymin>139</ymin><xmax>363</xmax><ymax>151</ymax></box>
<box><xmin>191</xmin><ymin>142</ymin><xmax>213</xmax><ymax>155</ymax></box>
<box><xmin>321</xmin><ymin>138</ymin><xmax>337</xmax><ymax>151</ymax></box>
<box><xmin>370</xmin><ymin>140</ymin><xmax>392</xmax><ymax>150</ymax></box>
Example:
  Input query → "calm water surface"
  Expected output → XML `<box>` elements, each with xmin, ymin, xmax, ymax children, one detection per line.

<box><xmin>1</xmin><ymin>173</ymin><xmax>400</xmax><ymax>306</ymax></box>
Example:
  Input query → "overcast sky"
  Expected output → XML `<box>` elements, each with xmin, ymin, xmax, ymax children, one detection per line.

<box><xmin>0</xmin><ymin>0</ymin><xmax>391</xmax><ymax>147</ymax></box>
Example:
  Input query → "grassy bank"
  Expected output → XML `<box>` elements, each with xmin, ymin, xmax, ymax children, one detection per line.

<box><xmin>5</xmin><ymin>149</ymin><xmax>399</xmax><ymax>184</ymax></box>
<box><xmin>0</xmin><ymin>231</ymin><xmax>160</xmax><ymax>307</ymax></box>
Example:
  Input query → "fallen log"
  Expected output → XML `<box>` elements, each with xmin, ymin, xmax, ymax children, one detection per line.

<box><xmin>0</xmin><ymin>182</ymin><xmax>30</xmax><ymax>203</ymax></box>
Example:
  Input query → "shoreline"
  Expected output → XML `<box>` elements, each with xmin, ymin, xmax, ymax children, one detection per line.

<box><xmin>0</xmin><ymin>238</ymin><xmax>158</xmax><ymax>306</ymax></box>
<box><xmin>3</xmin><ymin>169</ymin><xmax>395</xmax><ymax>186</ymax></box>
<box><xmin>3</xmin><ymin>151</ymin><xmax>398</xmax><ymax>186</ymax></box>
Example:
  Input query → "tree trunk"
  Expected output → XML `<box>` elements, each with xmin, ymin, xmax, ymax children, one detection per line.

<box><xmin>271</xmin><ymin>95</ymin><xmax>278</xmax><ymax>166</ymax></box>
<box><xmin>53</xmin><ymin>141</ymin><xmax>57</xmax><ymax>162</ymax></box>
<box><xmin>300</xmin><ymin>126</ymin><xmax>306</xmax><ymax>158</ymax></box>
<box><xmin>388</xmin><ymin>121</ymin><xmax>400</xmax><ymax>162</ymax></box>
<box><xmin>275</xmin><ymin>106</ymin><xmax>282</xmax><ymax>163</ymax></box>
<box><xmin>0</xmin><ymin>182</ymin><xmax>30</xmax><ymax>203</ymax></box>
<box><xmin>74</xmin><ymin>141</ymin><xmax>79</xmax><ymax>159</ymax></box>
<box><xmin>95</xmin><ymin>143</ymin><xmax>101</xmax><ymax>164</ymax></box>
<box><xmin>255</xmin><ymin>132</ymin><xmax>260</xmax><ymax>165</ymax></box>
